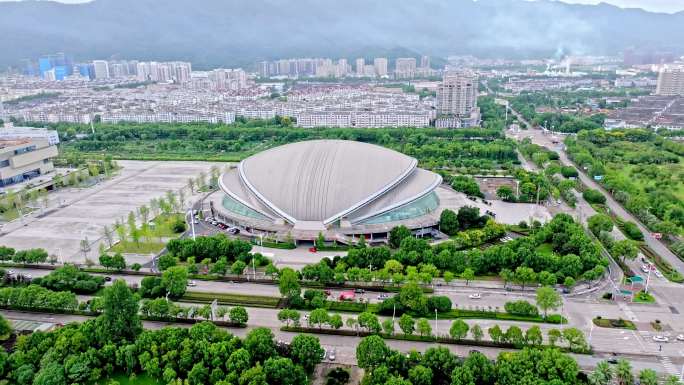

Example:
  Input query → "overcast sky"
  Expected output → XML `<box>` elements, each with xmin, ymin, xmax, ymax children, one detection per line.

<box><xmin>1</xmin><ymin>0</ymin><xmax>683</xmax><ymax>13</ymax></box>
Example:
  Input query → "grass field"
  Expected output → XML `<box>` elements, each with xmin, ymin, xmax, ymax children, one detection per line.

<box><xmin>535</xmin><ymin>243</ymin><xmax>555</xmax><ymax>256</ymax></box>
<box><xmin>182</xmin><ymin>291</ymin><xmax>281</xmax><ymax>308</ymax></box>
<box><xmin>109</xmin><ymin>241</ymin><xmax>165</xmax><ymax>254</ymax></box>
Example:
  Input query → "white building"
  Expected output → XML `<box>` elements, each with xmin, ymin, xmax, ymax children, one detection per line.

<box><xmin>92</xmin><ymin>60</ymin><xmax>110</xmax><ymax>79</ymax></box>
<box><xmin>355</xmin><ymin>58</ymin><xmax>365</xmax><ymax>76</ymax></box>
<box><xmin>0</xmin><ymin>123</ymin><xmax>60</xmax><ymax>145</ymax></box>
<box><xmin>656</xmin><ymin>65</ymin><xmax>684</xmax><ymax>96</ymax></box>
<box><xmin>374</xmin><ymin>58</ymin><xmax>388</xmax><ymax>77</ymax></box>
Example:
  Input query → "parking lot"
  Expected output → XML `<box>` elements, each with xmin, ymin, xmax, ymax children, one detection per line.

<box><xmin>0</xmin><ymin>160</ymin><xmax>222</xmax><ymax>263</ymax></box>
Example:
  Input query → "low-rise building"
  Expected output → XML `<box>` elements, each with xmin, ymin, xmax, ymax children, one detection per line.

<box><xmin>0</xmin><ymin>137</ymin><xmax>58</xmax><ymax>187</ymax></box>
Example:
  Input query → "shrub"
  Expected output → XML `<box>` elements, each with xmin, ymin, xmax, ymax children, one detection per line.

<box><xmin>172</xmin><ymin>219</ymin><xmax>187</xmax><ymax>233</ymax></box>
<box><xmin>504</xmin><ymin>300</ymin><xmax>539</xmax><ymax>317</ymax></box>
<box><xmin>427</xmin><ymin>296</ymin><xmax>452</xmax><ymax>313</ymax></box>
<box><xmin>560</xmin><ymin>166</ymin><xmax>579</xmax><ymax>178</ymax></box>
<box><xmin>326</xmin><ymin>368</ymin><xmax>350</xmax><ymax>385</ymax></box>
<box><xmin>622</xmin><ymin>221</ymin><xmax>644</xmax><ymax>241</ymax></box>
<box><xmin>582</xmin><ymin>189</ymin><xmax>606</xmax><ymax>204</ymax></box>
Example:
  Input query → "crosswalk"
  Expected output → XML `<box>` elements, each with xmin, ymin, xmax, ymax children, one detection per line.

<box><xmin>660</xmin><ymin>356</ymin><xmax>679</xmax><ymax>376</ymax></box>
<box><xmin>618</xmin><ymin>301</ymin><xmax>639</xmax><ymax>322</ymax></box>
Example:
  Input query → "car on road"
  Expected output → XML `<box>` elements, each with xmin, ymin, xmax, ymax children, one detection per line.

<box><xmin>321</xmin><ymin>349</ymin><xmax>327</xmax><ymax>360</ymax></box>
<box><xmin>328</xmin><ymin>349</ymin><xmax>336</xmax><ymax>361</ymax></box>
<box><xmin>354</xmin><ymin>288</ymin><xmax>365</xmax><ymax>294</ymax></box>
<box><xmin>655</xmin><ymin>270</ymin><xmax>664</xmax><ymax>278</ymax></box>
<box><xmin>308</xmin><ymin>247</ymin><xmax>317</xmax><ymax>253</ymax></box>
<box><xmin>323</xmin><ymin>289</ymin><xmax>331</xmax><ymax>296</ymax></box>
<box><xmin>227</xmin><ymin>227</ymin><xmax>240</xmax><ymax>234</ymax></box>
<box><xmin>187</xmin><ymin>280</ymin><xmax>197</xmax><ymax>287</ymax></box>
<box><xmin>468</xmin><ymin>293</ymin><xmax>481</xmax><ymax>299</ymax></box>
<box><xmin>6</xmin><ymin>270</ymin><xmax>14</xmax><ymax>276</ymax></box>
<box><xmin>104</xmin><ymin>276</ymin><xmax>112</xmax><ymax>282</ymax></box>
<box><xmin>607</xmin><ymin>357</ymin><xmax>618</xmax><ymax>364</ymax></box>
<box><xmin>676</xmin><ymin>334</ymin><xmax>684</xmax><ymax>341</ymax></box>
<box><xmin>377</xmin><ymin>293</ymin><xmax>389</xmax><ymax>300</ymax></box>
<box><xmin>653</xmin><ymin>335</ymin><xmax>669</xmax><ymax>343</ymax></box>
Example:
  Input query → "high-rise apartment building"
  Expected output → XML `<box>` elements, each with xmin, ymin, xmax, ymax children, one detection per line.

<box><xmin>92</xmin><ymin>60</ymin><xmax>110</xmax><ymax>79</ymax></box>
<box><xmin>656</xmin><ymin>65</ymin><xmax>684</xmax><ymax>96</ymax></box>
<box><xmin>395</xmin><ymin>58</ymin><xmax>417</xmax><ymax>79</ymax></box>
<box><xmin>355</xmin><ymin>58</ymin><xmax>365</xmax><ymax>76</ymax></box>
<box><xmin>436</xmin><ymin>71</ymin><xmax>479</xmax><ymax>116</ymax></box>
<box><xmin>420</xmin><ymin>55</ymin><xmax>430</xmax><ymax>69</ymax></box>
<box><xmin>374</xmin><ymin>58</ymin><xmax>388</xmax><ymax>77</ymax></box>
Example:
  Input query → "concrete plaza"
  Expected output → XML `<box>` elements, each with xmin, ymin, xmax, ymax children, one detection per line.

<box><xmin>0</xmin><ymin>160</ymin><xmax>222</xmax><ymax>263</ymax></box>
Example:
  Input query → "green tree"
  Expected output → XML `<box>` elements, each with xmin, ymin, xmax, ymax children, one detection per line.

<box><xmin>439</xmin><ymin>209</ymin><xmax>459</xmax><ymax>236</ymax></box>
<box><xmin>97</xmin><ymin>279</ymin><xmax>141</xmax><ymax>343</ymax></box>
<box><xmin>488</xmin><ymin>325</ymin><xmax>503</xmax><ymax>343</ymax></box>
<box><xmin>496</xmin><ymin>185</ymin><xmax>515</xmax><ymax>201</ymax></box>
<box><xmin>0</xmin><ymin>313</ymin><xmax>12</xmax><ymax>340</ymax></box>
<box><xmin>328</xmin><ymin>313</ymin><xmax>343</xmax><ymax>329</ymax></box>
<box><xmin>157</xmin><ymin>254</ymin><xmax>178</xmax><ymax>271</ymax></box>
<box><xmin>611</xmin><ymin>239</ymin><xmax>638</xmax><ymax>263</ymax></box>
<box><xmin>408</xmin><ymin>365</ymin><xmax>433</xmax><ymax>385</ymax></box>
<box><xmin>309</xmin><ymin>308</ymin><xmax>330</xmax><ymax>329</ymax></box>
<box><xmin>356</xmin><ymin>335</ymin><xmax>389</xmax><ymax>369</ymax></box>
<box><xmin>416</xmin><ymin>318</ymin><xmax>432</xmax><ymax>337</ymax></box>
<box><xmin>588</xmin><ymin>214</ymin><xmax>613</xmax><ymax>236</ymax></box>
<box><xmin>382</xmin><ymin>319</ymin><xmax>395</xmax><ymax>335</ymax></box>
<box><xmin>244</xmin><ymin>327</ymin><xmax>277</xmax><ymax>364</ymax></box>
<box><xmin>449</xmin><ymin>319</ymin><xmax>469</xmax><ymax>340</ymax></box>
<box><xmin>548</xmin><ymin>328</ymin><xmax>562</xmax><ymax>346</ymax></box>
<box><xmin>563</xmin><ymin>327</ymin><xmax>588</xmax><ymax>352</ymax></box>
<box><xmin>525</xmin><ymin>325</ymin><xmax>543</xmax><ymax>346</ymax></box>
<box><xmin>33</xmin><ymin>362</ymin><xmax>65</xmax><ymax>385</ymax></box>
<box><xmin>589</xmin><ymin>361</ymin><xmax>613</xmax><ymax>385</ymax></box>
<box><xmin>461</xmin><ymin>268</ymin><xmax>475</xmax><ymax>285</ymax></box>
<box><xmin>278</xmin><ymin>268</ymin><xmax>301</xmax><ymax>299</ymax></box>
<box><xmin>231</xmin><ymin>260</ymin><xmax>247</xmax><ymax>275</ymax></box>
<box><xmin>514</xmin><ymin>266</ymin><xmax>537</xmax><ymax>290</ymax></box>
<box><xmin>289</xmin><ymin>334</ymin><xmax>324</xmax><ymax>373</ymax></box>
<box><xmin>229</xmin><ymin>306</ymin><xmax>249</xmax><ymax>325</ymax></box>
<box><xmin>499</xmin><ymin>268</ymin><xmax>514</xmax><ymax>288</ymax></box>
<box><xmin>389</xmin><ymin>226</ymin><xmax>412</xmax><ymax>248</ymax></box>
<box><xmin>536</xmin><ymin>286</ymin><xmax>561</xmax><ymax>318</ymax></box>
<box><xmin>161</xmin><ymin>266</ymin><xmax>188</xmax><ymax>298</ymax></box>
<box><xmin>615</xmin><ymin>359</ymin><xmax>634</xmax><ymax>385</ymax></box>
<box><xmin>638</xmin><ymin>369</ymin><xmax>658</xmax><ymax>385</ymax></box>
<box><xmin>398</xmin><ymin>313</ymin><xmax>415</xmax><ymax>336</ymax></box>
<box><xmin>470</xmin><ymin>324</ymin><xmax>484</xmax><ymax>341</ymax></box>
<box><xmin>277</xmin><ymin>309</ymin><xmax>300</xmax><ymax>327</ymax></box>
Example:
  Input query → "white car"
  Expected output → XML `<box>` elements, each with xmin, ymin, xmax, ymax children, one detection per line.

<box><xmin>655</xmin><ymin>271</ymin><xmax>664</xmax><ymax>278</ymax></box>
<box><xmin>676</xmin><ymin>334</ymin><xmax>684</xmax><ymax>341</ymax></box>
<box><xmin>653</xmin><ymin>335</ymin><xmax>669</xmax><ymax>343</ymax></box>
<box><xmin>469</xmin><ymin>293</ymin><xmax>482</xmax><ymax>299</ymax></box>
<box><xmin>187</xmin><ymin>280</ymin><xmax>197</xmax><ymax>287</ymax></box>
<box><xmin>328</xmin><ymin>349</ymin><xmax>336</xmax><ymax>361</ymax></box>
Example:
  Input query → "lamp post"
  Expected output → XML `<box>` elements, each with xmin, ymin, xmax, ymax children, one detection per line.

<box><xmin>186</xmin><ymin>210</ymin><xmax>196</xmax><ymax>240</ymax></box>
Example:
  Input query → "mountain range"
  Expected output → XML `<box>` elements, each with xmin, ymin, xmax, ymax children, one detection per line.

<box><xmin>1</xmin><ymin>0</ymin><xmax>683</xmax><ymax>69</ymax></box>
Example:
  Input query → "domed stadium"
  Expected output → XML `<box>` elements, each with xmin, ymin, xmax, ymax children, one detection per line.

<box><xmin>210</xmin><ymin>139</ymin><xmax>444</xmax><ymax>243</ymax></box>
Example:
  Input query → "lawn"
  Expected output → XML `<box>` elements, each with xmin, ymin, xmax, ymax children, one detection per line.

<box><xmin>181</xmin><ymin>291</ymin><xmax>281</xmax><ymax>308</ymax></box>
<box><xmin>148</xmin><ymin>213</ymin><xmax>186</xmax><ymax>238</ymax></box>
<box><xmin>593</xmin><ymin>317</ymin><xmax>636</xmax><ymax>330</ymax></box>
<box><xmin>535</xmin><ymin>243</ymin><xmax>555</xmax><ymax>256</ymax></box>
<box><xmin>109</xmin><ymin>241</ymin><xmax>165</xmax><ymax>254</ymax></box>
<box><xmin>633</xmin><ymin>290</ymin><xmax>656</xmax><ymax>304</ymax></box>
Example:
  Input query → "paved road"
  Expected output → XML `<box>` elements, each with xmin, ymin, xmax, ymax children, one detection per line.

<box><xmin>1</xmin><ymin>309</ymin><xmax>674</xmax><ymax>375</ymax></box>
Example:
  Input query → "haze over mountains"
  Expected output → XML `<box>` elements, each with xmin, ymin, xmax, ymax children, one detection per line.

<box><xmin>1</xmin><ymin>0</ymin><xmax>683</xmax><ymax>69</ymax></box>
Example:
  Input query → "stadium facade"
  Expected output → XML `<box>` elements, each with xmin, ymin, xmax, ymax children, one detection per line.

<box><xmin>212</xmin><ymin>140</ymin><xmax>443</xmax><ymax>243</ymax></box>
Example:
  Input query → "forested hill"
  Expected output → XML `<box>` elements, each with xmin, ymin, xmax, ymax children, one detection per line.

<box><xmin>1</xmin><ymin>0</ymin><xmax>684</xmax><ymax>69</ymax></box>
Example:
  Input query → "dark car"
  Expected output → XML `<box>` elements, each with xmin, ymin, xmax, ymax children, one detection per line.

<box><xmin>354</xmin><ymin>288</ymin><xmax>365</xmax><ymax>294</ymax></box>
<box><xmin>104</xmin><ymin>276</ymin><xmax>112</xmax><ymax>282</ymax></box>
